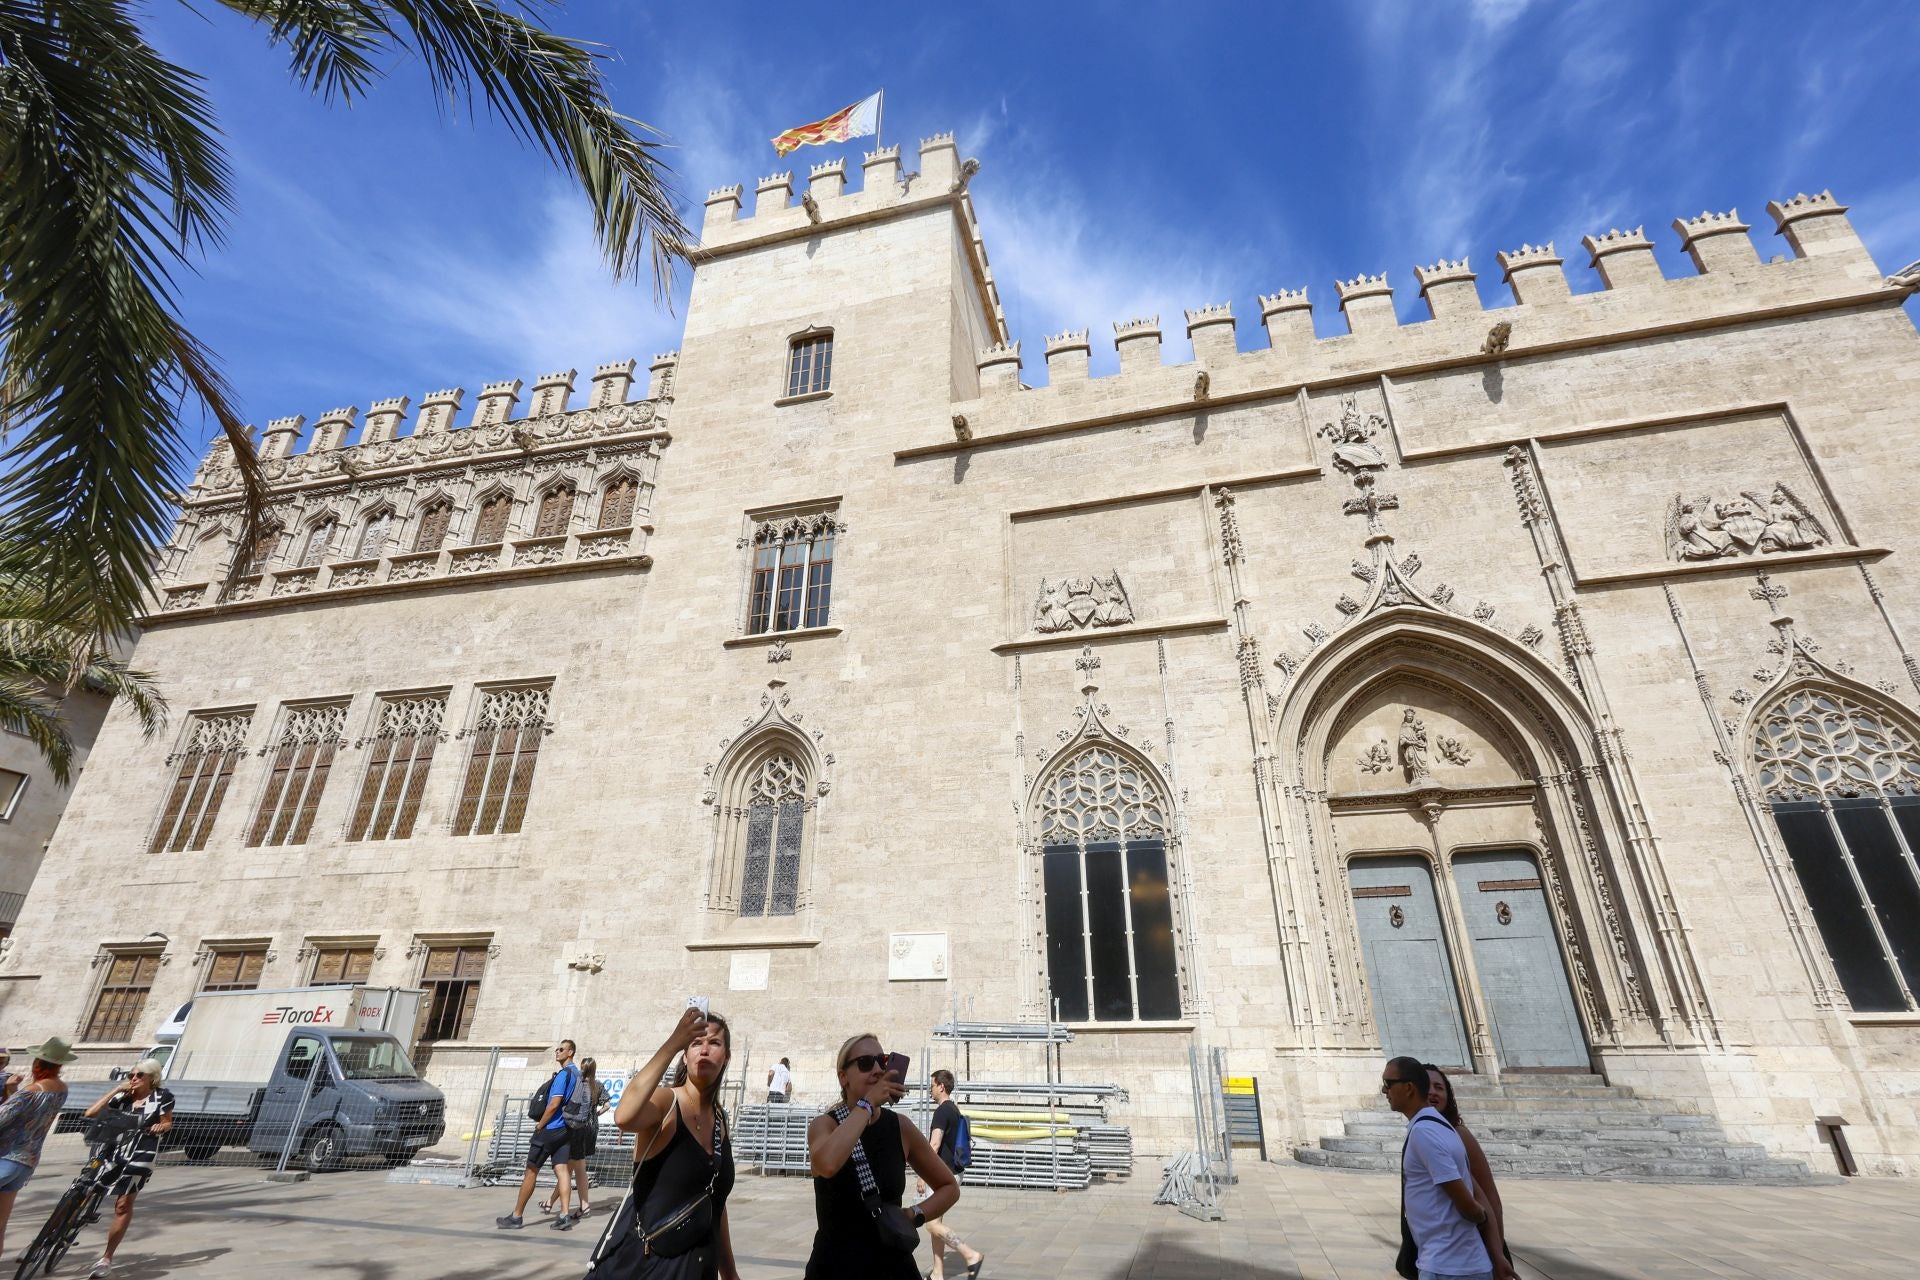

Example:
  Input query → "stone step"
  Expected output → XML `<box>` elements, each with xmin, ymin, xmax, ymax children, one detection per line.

<box><xmin>1340</xmin><ymin>1118</ymin><xmax>1730</xmax><ymax>1142</ymax></box>
<box><xmin>1451</xmin><ymin>1082</ymin><xmax>1637</xmax><ymax>1099</ymax></box>
<box><xmin>1342</xmin><ymin>1107</ymin><xmax>1708</xmax><ymax>1127</ymax></box>
<box><xmin>1448</xmin><ymin>1073</ymin><xmax>1608</xmax><ymax>1089</ymax></box>
<box><xmin>1293</xmin><ymin>1144</ymin><xmax>1815</xmax><ymax>1183</ymax></box>
<box><xmin>1318</xmin><ymin>1134</ymin><xmax>1774</xmax><ymax>1161</ymax></box>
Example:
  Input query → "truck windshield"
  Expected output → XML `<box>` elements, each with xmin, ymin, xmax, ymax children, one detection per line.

<box><xmin>331</xmin><ymin>1037</ymin><xmax>419</xmax><ymax>1081</ymax></box>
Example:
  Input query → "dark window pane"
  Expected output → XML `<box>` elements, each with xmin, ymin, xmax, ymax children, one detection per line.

<box><xmin>1774</xmin><ymin>804</ymin><xmax>1905</xmax><ymax>1011</ymax></box>
<box><xmin>1840</xmin><ymin>799</ymin><xmax>1920</xmax><ymax>999</ymax></box>
<box><xmin>1042</xmin><ymin>845</ymin><xmax>1088</xmax><ymax>1022</ymax></box>
<box><xmin>770</xmin><ymin>797</ymin><xmax>803</xmax><ymax>915</ymax></box>
<box><xmin>1128</xmin><ymin>839</ymin><xmax>1181</xmax><ymax>1020</ymax></box>
<box><xmin>740</xmin><ymin>801</ymin><xmax>774</xmax><ymax>917</ymax></box>
<box><xmin>1084</xmin><ymin>841</ymin><xmax>1132</xmax><ymax>1021</ymax></box>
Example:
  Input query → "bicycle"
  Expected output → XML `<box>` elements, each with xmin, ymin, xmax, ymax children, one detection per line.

<box><xmin>13</xmin><ymin>1110</ymin><xmax>143</xmax><ymax>1279</ymax></box>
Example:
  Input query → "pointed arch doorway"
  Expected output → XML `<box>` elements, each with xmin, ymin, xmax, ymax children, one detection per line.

<box><xmin>1329</xmin><ymin>677</ymin><xmax>1592</xmax><ymax>1073</ymax></box>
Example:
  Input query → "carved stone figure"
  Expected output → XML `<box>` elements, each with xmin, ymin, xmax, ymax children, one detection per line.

<box><xmin>1357</xmin><ymin>742</ymin><xmax>1392</xmax><ymax>774</ymax></box>
<box><xmin>1398</xmin><ymin>709</ymin><xmax>1431</xmax><ymax>783</ymax></box>
<box><xmin>1437</xmin><ymin>734</ymin><xmax>1473</xmax><ymax>766</ymax></box>
<box><xmin>1665</xmin><ymin>482</ymin><xmax>1829</xmax><ymax>561</ymax></box>
<box><xmin>1317</xmin><ymin>394</ymin><xmax>1388</xmax><ymax>474</ymax></box>
<box><xmin>1032</xmin><ymin>572</ymin><xmax>1135</xmax><ymax>633</ymax></box>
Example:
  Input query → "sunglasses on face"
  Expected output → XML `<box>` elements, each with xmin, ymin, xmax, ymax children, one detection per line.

<box><xmin>843</xmin><ymin>1053</ymin><xmax>890</xmax><ymax>1072</ymax></box>
<box><xmin>1381</xmin><ymin>1078</ymin><xmax>1410</xmax><ymax>1094</ymax></box>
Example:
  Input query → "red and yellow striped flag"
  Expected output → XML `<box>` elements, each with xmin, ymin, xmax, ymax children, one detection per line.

<box><xmin>771</xmin><ymin>91</ymin><xmax>882</xmax><ymax>157</ymax></box>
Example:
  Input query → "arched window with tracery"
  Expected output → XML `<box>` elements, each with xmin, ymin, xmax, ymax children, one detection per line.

<box><xmin>244</xmin><ymin>524</ymin><xmax>282</xmax><ymax>575</ymax></box>
<box><xmin>299</xmin><ymin>519</ymin><xmax>336</xmax><ymax>567</ymax></box>
<box><xmin>738</xmin><ymin>751</ymin><xmax>806</xmax><ymax>917</ymax></box>
<box><xmin>1036</xmin><ymin>744</ymin><xmax>1182</xmax><ymax>1022</ymax></box>
<box><xmin>1754</xmin><ymin>684</ymin><xmax>1920</xmax><ymax>1011</ymax></box>
<box><xmin>356</xmin><ymin>510</ymin><xmax>395</xmax><ymax>560</ymax></box>
<box><xmin>598</xmin><ymin>477</ymin><xmax>639</xmax><ymax>530</ymax></box>
<box><xmin>413</xmin><ymin>499</ymin><xmax>453</xmax><ymax>552</ymax></box>
<box><xmin>533</xmin><ymin>483</ymin><xmax>576</xmax><ymax>538</ymax></box>
<box><xmin>471</xmin><ymin>493</ymin><xmax>512</xmax><ymax>545</ymax></box>
<box><xmin>746</xmin><ymin>513</ymin><xmax>835</xmax><ymax>635</ymax></box>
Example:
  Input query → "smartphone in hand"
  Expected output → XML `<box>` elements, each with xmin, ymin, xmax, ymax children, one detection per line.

<box><xmin>884</xmin><ymin>1052</ymin><xmax>910</xmax><ymax>1085</ymax></box>
<box><xmin>687</xmin><ymin>996</ymin><xmax>710</xmax><ymax>1020</ymax></box>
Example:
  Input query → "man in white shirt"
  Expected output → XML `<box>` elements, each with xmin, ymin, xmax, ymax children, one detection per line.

<box><xmin>1384</xmin><ymin>1056</ymin><xmax>1493</xmax><ymax>1280</ymax></box>
<box><xmin>766</xmin><ymin>1057</ymin><xmax>793</xmax><ymax>1103</ymax></box>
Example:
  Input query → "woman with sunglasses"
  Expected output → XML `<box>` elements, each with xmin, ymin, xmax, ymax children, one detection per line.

<box><xmin>804</xmin><ymin>1033</ymin><xmax>960</xmax><ymax>1280</ymax></box>
<box><xmin>595</xmin><ymin>1005</ymin><xmax>738</xmax><ymax>1280</ymax></box>
<box><xmin>1425</xmin><ymin>1064</ymin><xmax>1515</xmax><ymax>1280</ymax></box>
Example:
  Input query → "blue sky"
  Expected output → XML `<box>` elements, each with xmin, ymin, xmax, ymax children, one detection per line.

<box><xmin>146</xmin><ymin>0</ymin><xmax>1918</xmax><ymax>449</ymax></box>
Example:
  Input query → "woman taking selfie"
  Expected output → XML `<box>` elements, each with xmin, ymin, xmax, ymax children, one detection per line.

<box><xmin>804</xmin><ymin>1033</ymin><xmax>960</xmax><ymax>1280</ymax></box>
<box><xmin>587</xmin><ymin>1006</ymin><xmax>737</xmax><ymax>1280</ymax></box>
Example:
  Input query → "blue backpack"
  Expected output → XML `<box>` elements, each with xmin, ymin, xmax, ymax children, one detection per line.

<box><xmin>950</xmin><ymin>1112</ymin><xmax>974</xmax><ymax>1171</ymax></box>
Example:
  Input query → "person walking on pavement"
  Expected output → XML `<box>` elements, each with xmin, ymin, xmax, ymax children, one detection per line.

<box><xmin>767</xmin><ymin>1057</ymin><xmax>793</xmax><ymax>1104</ymax></box>
<box><xmin>561</xmin><ymin>1056</ymin><xmax>611</xmax><ymax>1223</ymax></box>
<box><xmin>922</xmin><ymin>1069</ymin><xmax>985</xmax><ymax>1280</ymax></box>
<box><xmin>598</xmin><ymin>1004</ymin><xmax>740</xmax><ymax>1279</ymax></box>
<box><xmin>497</xmin><ymin>1039</ymin><xmax>580</xmax><ymax>1230</ymax></box>
<box><xmin>1384</xmin><ymin>1056</ymin><xmax>1493</xmax><ymax>1280</ymax></box>
<box><xmin>1426</xmin><ymin>1065</ymin><xmax>1515</xmax><ymax>1280</ymax></box>
<box><xmin>0</xmin><ymin>1036</ymin><xmax>74</xmax><ymax>1260</ymax></box>
<box><xmin>82</xmin><ymin>1058</ymin><xmax>175</xmax><ymax>1277</ymax></box>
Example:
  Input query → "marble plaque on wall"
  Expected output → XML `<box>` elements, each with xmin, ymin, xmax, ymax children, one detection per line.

<box><xmin>888</xmin><ymin>932</ymin><xmax>948</xmax><ymax>981</ymax></box>
<box><xmin>729</xmin><ymin>951</ymin><xmax>771</xmax><ymax>991</ymax></box>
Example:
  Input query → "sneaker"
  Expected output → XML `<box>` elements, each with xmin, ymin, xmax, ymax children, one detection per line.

<box><xmin>88</xmin><ymin>1260</ymin><xmax>111</xmax><ymax>1278</ymax></box>
<box><xmin>494</xmin><ymin>1214</ymin><xmax>524</xmax><ymax>1230</ymax></box>
<box><xmin>550</xmin><ymin>1215</ymin><xmax>573</xmax><ymax>1231</ymax></box>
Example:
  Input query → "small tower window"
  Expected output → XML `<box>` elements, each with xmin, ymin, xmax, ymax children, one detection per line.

<box><xmin>299</xmin><ymin>519</ymin><xmax>336</xmax><ymax>567</ymax></box>
<box><xmin>746</xmin><ymin>511</ymin><xmax>836</xmax><ymax>635</ymax></box>
<box><xmin>471</xmin><ymin>493</ymin><xmax>512</xmax><ymax>545</ymax></box>
<box><xmin>356</xmin><ymin>510</ymin><xmax>395</xmax><ymax>560</ymax></box>
<box><xmin>786</xmin><ymin>332</ymin><xmax>833</xmax><ymax>398</ymax></box>
<box><xmin>533</xmin><ymin>483</ymin><xmax>576</xmax><ymax>538</ymax></box>
<box><xmin>598</xmin><ymin>477</ymin><xmax>639</xmax><ymax>530</ymax></box>
<box><xmin>413</xmin><ymin>499</ymin><xmax>453</xmax><ymax>552</ymax></box>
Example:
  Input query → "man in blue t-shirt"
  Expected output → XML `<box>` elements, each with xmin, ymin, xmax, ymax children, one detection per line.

<box><xmin>1384</xmin><ymin>1056</ymin><xmax>1492</xmax><ymax>1280</ymax></box>
<box><xmin>496</xmin><ymin>1039</ymin><xmax>579</xmax><ymax>1231</ymax></box>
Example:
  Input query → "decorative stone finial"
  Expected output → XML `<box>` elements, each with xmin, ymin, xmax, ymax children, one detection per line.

<box><xmin>528</xmin><ymin>370</ymin><xmax>576</xmax><ymax>418</ymax></box>
<box><xmin>1113</xmin><ymin>316</ymin><xmax>1161</xmax><ymax>339</ymax></box>
<box><xmin>1766</xmin><ymin>190</ymin><xmax>1846</xmax><ymax>231</ymax></box>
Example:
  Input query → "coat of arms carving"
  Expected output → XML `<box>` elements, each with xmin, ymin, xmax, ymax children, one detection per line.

<box><xmin>1664</xmin><ymin>483</ymin><xmax>1829</xmax><ymax>562</ymax></box>
<box><xmin>1032</xmin><ymin>572</ymin><xmax>1135</xmax><ymax>633</ymax></box>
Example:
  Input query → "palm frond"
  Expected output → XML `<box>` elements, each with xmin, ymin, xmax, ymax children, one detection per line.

<box><xmin>0</xmin><ymin>677</ymin><xmax>75</xmax><ymax>785</ymax></box>
<box><xmin>214</xmin><ymin>0</ymin><xmax>383</xmax><ymax>102</ymax></box>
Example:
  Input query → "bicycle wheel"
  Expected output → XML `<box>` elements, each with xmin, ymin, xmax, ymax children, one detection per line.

<box><xmin>44</xmin><ymin>1183</ymin><xmax>104</xmax><ymax>1273</ymax></box>
<box><xmin>13</xmin><ymin>1186</ymin><xmax>83</xmax><ymax>1280</ymax></box>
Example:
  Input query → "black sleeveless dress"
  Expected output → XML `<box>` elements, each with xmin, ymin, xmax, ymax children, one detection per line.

<box><xmin>624</xmin><ymin>1103</ymin><xmax>734</xmax><ymax>1280</ymax></box>
<box><xmin>804</xmin><ymin>1108</ymin><xmax>919</xmax><ymax>1280</ymax></box>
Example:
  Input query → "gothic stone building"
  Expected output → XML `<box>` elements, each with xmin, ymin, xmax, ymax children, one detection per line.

<box><xmin>4</xmin><ymin>134</ymin><xmax>1919</xmax><ymax>1173</ymax></box>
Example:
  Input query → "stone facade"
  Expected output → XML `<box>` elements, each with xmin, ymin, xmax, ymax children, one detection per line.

<box><xmin>2</xmin><ymin>142</ymin><xmax>1917</xmax><ymax>1173</ymax></box>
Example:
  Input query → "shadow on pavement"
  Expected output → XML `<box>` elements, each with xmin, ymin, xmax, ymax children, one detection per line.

<box><xmin>1102</xmin><ymin>1243</ymin><xmax>1306</xmax><ymax>1280</ymax></box>
<box><xmin>106</xmin><ymin>1247</ymin><xmax>232</xmax><ymax>1277</ymax></box>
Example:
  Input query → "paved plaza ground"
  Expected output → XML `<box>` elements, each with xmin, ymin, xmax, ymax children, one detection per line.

<box><xmin>2</xmin><ymin>1135</ymin><xmax>1910</xmax><ymax>1279</ymax></box>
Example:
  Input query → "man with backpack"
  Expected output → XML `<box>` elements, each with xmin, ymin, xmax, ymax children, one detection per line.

<box><xmin>495</xmin><ymin>1039</ymin><xmax>579</xmax><ymax>1231</ymax></box>
<box><xmin>1384</xmin><ymin>1056</ymin><xmax>1493</xmax><ymax>1280</ymax></box>
<box><xmin>924</xmin><ymin>1069</ymin><xmax>986</xmax><ymax>1279</ymax></box>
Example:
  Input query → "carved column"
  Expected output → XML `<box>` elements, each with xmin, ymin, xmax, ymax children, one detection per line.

<box><xmin>1502</xmin><ymin>446</ymin><xmax>1718</xmax><ymax>1046</ymax></box>
<box><xmin>1211</xmin><ymin>486</ymin><xmax>1325</xmax><ymax>1035</ymax></box>
<box><xmin>1858</xmin><ymin>562</ymin><xmax>1920</xmax><ymax>700</ymax></box>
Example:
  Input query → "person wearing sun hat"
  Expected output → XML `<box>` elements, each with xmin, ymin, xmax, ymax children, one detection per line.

<box><xmin>0</xmin><ymin>1036</ymin><xmax>76</xmax><ymax>1259</ymax></box>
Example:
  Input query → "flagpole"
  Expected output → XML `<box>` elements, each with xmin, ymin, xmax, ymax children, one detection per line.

<box><xmin>874</xmin><ymin>88</ymin><xmax>884</xmax><ymax>157</ymax></box>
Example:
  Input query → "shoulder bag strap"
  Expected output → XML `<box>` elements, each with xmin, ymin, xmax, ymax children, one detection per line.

<box><xmin>828</xmin><ymin>1103</ymin><xmax>882</xmax><ymax>1198</ymax></box>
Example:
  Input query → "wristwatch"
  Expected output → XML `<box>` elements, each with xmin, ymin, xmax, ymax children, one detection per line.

<box><xmin>910</xmin><ymin>1205</ymin><xmax>926</xmax><ymax>1228</ymax></box>
<box><xmin>853</xmin><ymin>1099</ymin><xmax>876</xmax><ymax>1118</ymax></box>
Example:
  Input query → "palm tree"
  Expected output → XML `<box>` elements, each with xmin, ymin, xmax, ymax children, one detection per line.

<box><xmin>0</xmin><ymin>1</ymin><xmax>689</xmax><ymax>636</ymax></box>
<box><xmin>0</xmin><ymin>581</ymin><xmax>168</xmax><ymax>785</ymax></box>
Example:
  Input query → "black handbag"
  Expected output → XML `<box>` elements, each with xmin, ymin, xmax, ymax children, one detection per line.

<box><xmin>586</xmin><ymin>1096</ymin><xmax>726</xmax><ymax>1274</ymax></box>
<box><xmin>830</xmin><ymin>1103</ymin><xmax>919</xmax><ymax>1255</ymax></box>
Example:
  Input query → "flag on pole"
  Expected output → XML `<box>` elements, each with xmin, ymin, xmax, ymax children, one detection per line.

<box><xmin>771</xmin><ymin>91</ymin><xmax>882</xmax><ymax>156</ymax></box>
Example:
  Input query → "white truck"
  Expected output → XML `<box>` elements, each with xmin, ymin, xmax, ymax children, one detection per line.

<box><xmin>62</xmin><ymin>986</ymin><xmax>447</xmax><ymax>1169</ymax></box>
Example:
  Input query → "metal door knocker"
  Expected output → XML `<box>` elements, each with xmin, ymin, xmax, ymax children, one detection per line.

<box><xmin>1495</xmin><ymin>901</ymin><xmax>1513</xmax><ymax>926</ymax></box>
<box><xmin>1389</xmin><ymin>906</ymin><xmax>1405</xmax><ymax>928</ymax></box>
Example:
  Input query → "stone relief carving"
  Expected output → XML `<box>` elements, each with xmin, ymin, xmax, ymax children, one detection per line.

<box><xmin>1318</xmin><ymin>394</ymin><xmax>1389</xmax><ymax>474</ymax></box>
<box><xmin>1032</xmin><ymin>572</ymin><xmax>1135</xmax><ymax>633</ymax></box>
<box><xmin>1664</xmin><ymin>483</ymin><xmax>1829</xmax><ymax>561</ymax></box>
<box><xmin>1437</xmin><ymin>734</ymin><xmax>1473</xmax><ymax>766</ymax></box>
<box><xmin>1357</xmin><ymin>742</ymin><xmax>1392</xmax><ymax>774</ymax></box>
<box><xmin>1398</xmin><ymin>709</ymin><xmax>1431</xmax><ymax>782</ymax></box>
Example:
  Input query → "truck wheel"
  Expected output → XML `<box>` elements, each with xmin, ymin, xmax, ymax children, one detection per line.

<box><xmin>304</xmin><ymin>1124</ymin><xmax>345</xmax><ymax>1173</ymax></box>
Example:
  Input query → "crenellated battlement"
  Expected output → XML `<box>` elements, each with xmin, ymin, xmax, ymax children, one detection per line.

<box><xmin>942</xmin><ymin>184</ymin><xmax>1904</xmax><ymax>446</ymax></box>
<box><xmin>189</xmin><ymin>352</ymin><xmax>677</xmax><ymax>499</ymax></box>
